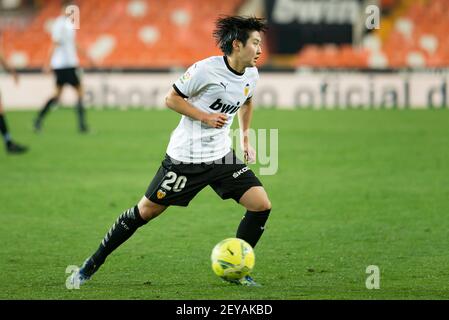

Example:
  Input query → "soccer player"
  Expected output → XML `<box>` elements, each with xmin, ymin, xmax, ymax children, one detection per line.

<box><xmin>34</xmin><ymin>0</ymin><xmax>92</xmax><ymax>133</ymax></box>
<box><xmin>69</xmin><ymin>16</ymin><xmax>271</xmax><ymax>287</ymax></box>
<box><xmin>0</xmin><ymin>49</ymin><xmax>28</xmax><ymax>154</ymax></box>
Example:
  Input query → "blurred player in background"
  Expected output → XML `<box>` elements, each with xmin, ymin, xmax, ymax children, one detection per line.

<box><xmin>0</xmin><ymin>49</ymin><xmax>28</xmax><ymax>154</ymax></box>
<box><xmin>69</xmin><ymin>16</ymin><xmax>271</xmax><ymax>287</ymax></box>
<box><xmin>34</xmin><ymin>0</ymin><xmax>94</xmax><ymax>133</ymax></box>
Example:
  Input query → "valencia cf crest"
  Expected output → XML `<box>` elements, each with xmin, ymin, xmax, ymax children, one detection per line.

<box><xmin>157</xmin><ymin>189</ymin><xmax>166</xmax><ymax>199</ymax></box>
<box><xmin>244</xmin><ymin>83</ymin><xmax>250</xmax><ymax>96</ymax></box>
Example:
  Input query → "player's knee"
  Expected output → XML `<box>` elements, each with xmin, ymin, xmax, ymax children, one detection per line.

<box><xmin>138</xmin><ymin>205</ymin><xmax>156</xmax><ymax>221</ymax></box>
<box><xmin>76</xmin><ymin>86</ymin><xmax>84</xmax><ymax>97</ymax></box>
<box><xmin>137</xmin><ymin>199</ymin><xmax>166</xmax><ymax>221</ymax></box>
<box><xmin>260</xmin><ymin>199</ymin><xmax>272</xmax><ymax>211</ymax></box>
<box><xmin>250</xmin><ymin>199</ymin><xmax>272</xmax><ymax>212</ymax></box>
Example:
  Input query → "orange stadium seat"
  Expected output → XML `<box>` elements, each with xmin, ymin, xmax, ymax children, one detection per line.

<box><xmin>2</xmin><ymin>0</ymin><xmax>253</xmax><ymax>69</ymax></box>
<box><xmin>391</xmin><ymin>0</ymin><xmax>449</xmax><ymax>67</ymax></box>
<box><xmin>294</xmin><ymin>0</ymin><xmax>448</xmax><ymax>69</ymax></box>
<box><xmin>295</xmin><ymin>45</ymin><xmax>321</xmax><ymax>68</ymax></box>
<box><xmin>6</xmin><ymin>0</ymin><xmax>446</xmax><ymax>69</ymax></box>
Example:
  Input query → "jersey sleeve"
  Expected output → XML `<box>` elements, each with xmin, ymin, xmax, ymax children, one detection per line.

<box><xmin>173</xmin><ymin>62</ymin><xmax>210</xmax><ymax>99</ymax></box>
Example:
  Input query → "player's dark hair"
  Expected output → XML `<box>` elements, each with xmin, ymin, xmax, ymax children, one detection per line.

<box><xmin>213</xmin><ymin>16</ymin><xmax>267</xmax><ymax>55</ymax></box>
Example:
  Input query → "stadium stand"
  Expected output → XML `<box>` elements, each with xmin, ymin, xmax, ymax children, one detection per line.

<box><xmin>295</xmin><ymin>0</ymin><xmax>449</xmax><ymax>69</ymax></box>
<box><xmin>1</xmin><ymin>0</ymin><xmax>447</xmax><ymax>69</ymax></box>
<box><xmin>2</xmin><ymin>0</ymin><xmax>269</xmax><ymax>69</ymax></box>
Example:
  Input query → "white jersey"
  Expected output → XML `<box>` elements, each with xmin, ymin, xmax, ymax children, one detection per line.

<box><xmin>50</xmin><ymin>16</ymin><xmax>79</xmax><ymax>69</ymax></box>
<box><xmin>167</xmin><ymin>56</ymin><xmax>259</xmax><ymax>163</ymax></box>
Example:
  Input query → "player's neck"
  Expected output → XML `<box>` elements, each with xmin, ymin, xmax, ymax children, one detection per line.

<box><xmin>225</xmin><ymin>55</ymin><xmax>245</xmax><ymax>74</ymax></box>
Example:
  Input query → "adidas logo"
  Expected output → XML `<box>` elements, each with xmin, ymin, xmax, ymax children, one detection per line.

<box><xmin>208</xmin><ymin>99</ymin><xmax>241</xmax><ymax>114</ymax></box>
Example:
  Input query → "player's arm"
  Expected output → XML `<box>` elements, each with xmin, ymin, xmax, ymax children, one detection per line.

<box><xmin>44</xmin><ymin>21</ymin><xmax>63</xmax><ymax>72</ymax></box>
<box><xmin>165</xmin><ymin>88</ymin><xmax>227</xmax><ymax>128</ymax></box>
<box><xmin>238</xmin><ymin>97</ymin><xmax>256</xmax><ymax>163</ymax></box>
<box><xmin>43</xmin><ymin>43</ymin><xmax>56</xmax><ymax>73</ymax></box>
<box><xmin>238</xmin><ymin>96</ymin><xmax>254</xmax><ymax>136</ymax></box>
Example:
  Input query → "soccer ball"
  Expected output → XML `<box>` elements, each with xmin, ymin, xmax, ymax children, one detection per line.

<box><xmin>211</xmin><ymin>238</ymin><xmax>255</xmax><ymax>281</ymax></box>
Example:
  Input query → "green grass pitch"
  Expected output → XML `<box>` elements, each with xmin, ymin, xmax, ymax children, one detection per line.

<box><xmin>1</xmin><ymin>108</ymin><xmax>448</xmax><ymax>299</ymax></box>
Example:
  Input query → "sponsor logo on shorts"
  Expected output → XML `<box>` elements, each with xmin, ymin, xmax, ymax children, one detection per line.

<box><xmin>233</xmin><ymin>166</ymin><xmax>249</xmax><ymax>178</ymax></box>
<box><xmin>157</xmin><ymin>189</ymin><xmax>166</xmax><ymax>199</ymax></box>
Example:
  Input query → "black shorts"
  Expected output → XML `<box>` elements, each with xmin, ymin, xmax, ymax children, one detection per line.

<box><xmin>54</xmin><ymin>67</ymin><xmax>80</xmax><ymax>87</ymax></box>
<box><xmin>145</xmin><ymin>150</ymin><xmax>263</xmax><ymax>207</ymax></box>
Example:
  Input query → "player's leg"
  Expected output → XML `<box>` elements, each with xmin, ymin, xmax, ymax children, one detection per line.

<box><xmin>92</xmin><ymin>196</ymin><xmax>166</xmax><ymax>266</ymax></box>
<box><xmin>235</xmin><ymin>187</ymin><xmax>271</xmax><ymax>286</ymax></box>
<box><xmin>83</xmin><ymin>197</ymin><xmax>166</xmax><ymax>274</ymax></box>
<box><xmin>0</xmin><ymin>98</ymin><xmax>11</xmax><ymax>149</ymax></box>
<box><xmin>210</xmin><ymin>154</ymin><xmax>271</xmax><ymax>286</ymax></box>
<box><xmin>70</xmin><ymin>197</ymin><xmax>167</xmax><ymax>286</ymax></box>
<box><xmin>235</xmin><ymin>186</ymin><xmax>271</xmax><ymax>286</ymax></box>
<box><xmin>70</xmin><ymin>155</ymin><xmax>207</xmax><ymax>286</ymax></box>
<box><xmin>210</xmin><ymin>152</ymin><xmax>271</xmax><ymax>249</ymax></box>
<box><xmin>72</xmin><ymin>68</ymin><xmax>87</xmax><ymax>132</ymax></box>
<box><xmin>34</xmin><ymin>84</ymin><xmax>63</xmax><ymax>132</ymax></box>
<box><xmin>0</xmin><ymin>94</ymin><xmax>28</xmax><ymax>154</ymax></box>
<box><xmin>236</xmin><ymin>186</ymin><xmax>272</xmax><ymax>249</ymax></box>
<box><xmin>74</xmin><ymin>84</ymin><xmax>87</xmax><ymax>132</ymax></box>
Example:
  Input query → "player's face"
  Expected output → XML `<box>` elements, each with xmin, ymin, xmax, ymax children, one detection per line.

<box><xmin>241</xmin><ymin>31</ymin><xmax>262</xmax><ymax>67</ymax></box>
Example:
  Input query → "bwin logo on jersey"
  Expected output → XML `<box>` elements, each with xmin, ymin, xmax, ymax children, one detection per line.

<box><xmin>233</xmin><ymin>166</ymin><xmax>249</xmax><ymax>178</ymax></box>
<box><xmin>209</xmin><ymin>99</ymin><xmax>241</xmax><ymax>114</ymax></box>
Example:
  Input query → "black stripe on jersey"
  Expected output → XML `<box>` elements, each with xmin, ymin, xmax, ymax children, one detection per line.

<box><xmin>173</xmin><ymin>84</ymin><xmax>188</xmax><ymax>99</ymax></box>
<box><xmin>223</xmin><ymin>56</ymin><xmax>245</xmax><ymax>76</ymax></box>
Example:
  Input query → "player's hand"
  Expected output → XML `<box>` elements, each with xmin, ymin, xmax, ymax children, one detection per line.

<box><xmin>242</xmin><ymin>143</ymin><xmax>256</xmax><ymax>164</ymax></box>
<box><xmin>202</xmin><ymin>113</ymin><xmax>228</xmax><ymax>129</ymax></box>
